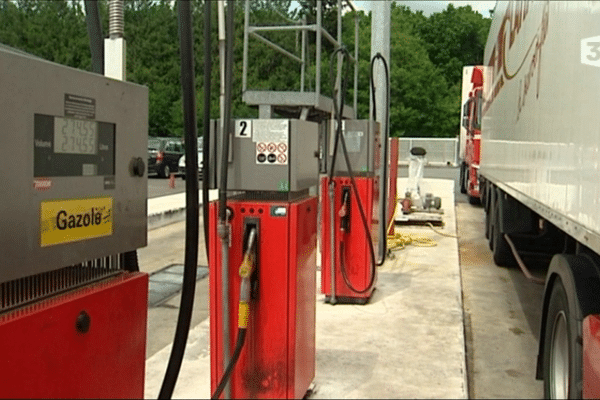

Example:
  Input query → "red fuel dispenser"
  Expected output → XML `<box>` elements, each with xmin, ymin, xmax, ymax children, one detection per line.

<box><xmin>320</xmin><ymin>52</ymin><xmax>390</xmax><ymax>305</ymax></box>
<box><xmin>207</xmin><ymin>118</ymin><xmax>319</xmax><ymax>399</ymax></box>
<box><xmin>208</xmin><ymin>197</ymin><xmax>317</xmax><ymax>398</ymax></box>
<box><xmin>0</xmin><ymin>44</ymin><xmax>149</xmax><ymax>398</ymax></box>
<box><xmin>320</xmin><ymin>176</ymin><xmax>379</xmax><ymax>304</ymax></box>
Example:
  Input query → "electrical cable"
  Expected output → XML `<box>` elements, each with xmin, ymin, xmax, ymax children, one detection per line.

<box><xmin>425</xmin><ymin>222</ymin><xmax>459</xmax><ymax>239</ymax></box>
<box><xmin>328</xmin><ymin>47</ymin><xmax>378</xmax><ymax>294</ymax></box>
<box><xmin>158</xmin><ymin>1</ymin><xmax>199</xmax><ymax>397</ymax></box>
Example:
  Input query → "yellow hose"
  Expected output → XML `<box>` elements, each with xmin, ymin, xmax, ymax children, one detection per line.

<box><xmin>385</xmin><ymin>194</ymin><xmax>437</xmax><ymax>252</ymax></box>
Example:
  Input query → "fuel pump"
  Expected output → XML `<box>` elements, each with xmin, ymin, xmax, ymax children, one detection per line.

<box><xmin>320</xmin><ymin>50</ymin><xmax>390</xmax><ymax>305</ymax></box>
<box><xmin>206</xmin><ymin>117</ymin><xmax>320</xmax><ymax>399</ymax></box>
<box><xmin>0</xmin><ymin>42</ymin><xmax>149</xmax><ymax>398</ymax></box>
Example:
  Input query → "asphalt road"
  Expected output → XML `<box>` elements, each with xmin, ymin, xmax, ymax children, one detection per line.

<box><xmin>147</xmin><ymin>174</ymin><xmax>187</xmax><ymax>199</ymax></box>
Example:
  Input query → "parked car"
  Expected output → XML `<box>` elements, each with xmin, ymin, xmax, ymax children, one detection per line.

<box><xmin>179</xmin><ymin>138</ymin><xmax>203</xmax><ymax>180</ymax></box>
<box><xmin>147</xmin><ymin>137</ymin><xmax>184</xmax><ymax>178</ymax></box>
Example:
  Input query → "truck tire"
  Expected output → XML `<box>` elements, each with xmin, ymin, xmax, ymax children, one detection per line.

<box><xmin>542</xmin><ymin>277</ymin><xmax>583</xmax><ymax>399</ymax></box>
<box><xmin>485</xmin><ymin>205</ymin><xmax>491</xmax><ymax>240</ymax></box>
<box><xmin>492</xmin><ymin>202</ymin><xmax>515</xmax><ymax>266</ymax></box>
<box><xmin>459</xmin><ymin>163</ymin><xmax>467</xmax><ymax>194</ymax></box>
<box><xmin>484</xmin><ymin>184</ymin><xmax>491</xmax><ymax>240</ymax></box>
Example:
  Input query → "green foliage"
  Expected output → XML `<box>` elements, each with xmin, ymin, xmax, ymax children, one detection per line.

<box><xmin>0</xmin><ymin>0</ymin><xmax>491</xmax><ymax>139</ymax></box>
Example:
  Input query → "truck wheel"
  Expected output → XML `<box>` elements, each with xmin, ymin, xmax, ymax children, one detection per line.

<box><xmin>485</xmin><ymin>205</ymin><xmax>491</xmax><ymax>240</ymax></box>
<box><xmin>484</xmin><ymin>183</ymin><xmax>491</xmax><ymax>239</ymax></box>
<box><xmin>459</xmin><ymin>163</ymin><xmax>467</xmax><ymax>194</ymax></box>
<box><xmin>492</xmin><ymin>203</ymin><xmax>515</xmax><ymax>266</ymax></box>
<box><xmin>543</xmin><ymin>277</ymin><xmax>583</xmax><ymax>399</ymax></box>
<box><xmin>160</xmin><ymin>164</ymin><xmax>171</xmax><ymax>179</ymax></box>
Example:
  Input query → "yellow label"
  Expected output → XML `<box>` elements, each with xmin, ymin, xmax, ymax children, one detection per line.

<box><xmin>40</xmin><ymin>197</ymin><xmax>113</xmax><ymax>247</ymax></box>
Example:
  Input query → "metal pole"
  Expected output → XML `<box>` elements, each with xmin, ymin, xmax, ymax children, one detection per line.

<box><xmin>242</xmin><ymin>0</ymin><xmax>249</xmax><ymax>92</ymax></box>
<box><xmin>329</xmin><ymin>182</ymin><xmax>336</xmax><ymax>304</ymax></box>
<box><xmin>217</xmin><ymin>2</ymin><xmax>230</xmax><ymax>398</ymax></box>
<box><xmin>370</xmin><ymin>0</ymin><xmax>391</xmax><ymax>264</ymax></box>
<box><xmin>301</xmin><ymin>17</ymin><xmax>306</xmax><ymax>92</ymax></box>
<box><xmin>316</xmin><ymin>0</ymin><xmax>322</xmax><ymax>103</ymax></box>
<box><xmin>336</xmin><ymin>0</ymin><xmax>342</xmax><ymax>114</ymax></box>
<box><xmin>354</xmin><ymin>14</ymin><xmax>359</xmax><ymax>118</ymax></box>
<box><xmin>218</xmin><ymin>1</ymin><xmax>226</xmax><ymax>125</ymax></box>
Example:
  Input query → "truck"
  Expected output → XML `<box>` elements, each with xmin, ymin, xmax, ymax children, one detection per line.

<box><xmin>459</xmin><ymin>65</ymin><xmax>484</xmax><ymax>204</ymax></box>
<box><xmin>479</xmin><ymin>1</ymin><xmax>600</xmax><ymax>398</ymax></box>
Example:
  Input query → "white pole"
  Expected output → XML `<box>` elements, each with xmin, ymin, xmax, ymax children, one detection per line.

<box><xmin>370</xmin><ymin>0</ymin><xmax>391</xmax><ymax>263</ymax></box>
<box><xmin>370</xmin><ymin>1</ymin><xmax>390</xmax><ymax>126</ymax></box>
<box><xmin>105</xmin><ymin>0</ymin><xmax>126</xmax><ymax>80</ymax></box>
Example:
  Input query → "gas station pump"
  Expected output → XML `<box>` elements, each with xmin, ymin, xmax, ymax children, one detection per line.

<box><xmin>0</xmin><ymin>45</ymin><xmax>149</xmax><ymax>398</ymax></box>
<box><xmin>320</xmin><ymin>119</ymin><xmax>382</xmax><ymax>304</ymax></box>
<box><xmin>207</xmin><ymin>119</ymin><xmax>320</xmax><ymax>399</ymax></box>
<box><xmin>320</xmin><ymin>52</ymin><xmax>390</xmax><ymax>305</ymax></box>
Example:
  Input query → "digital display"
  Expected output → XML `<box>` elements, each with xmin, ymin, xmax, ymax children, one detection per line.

<box><xmin>54</xmin><ymin>117</ymin><xmax>97</xmax><ymax>155</ymax></box>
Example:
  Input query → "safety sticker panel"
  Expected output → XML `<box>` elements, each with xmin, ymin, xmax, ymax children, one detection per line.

<box><xmin>40</xmin><ymin>196</ymin><xmax>113</xmax><ymax>247</ymax></box>
<box><xmin>253</xmin><ymin>120</ymin><xmax>289</xmax><ymax>165</ymax></box>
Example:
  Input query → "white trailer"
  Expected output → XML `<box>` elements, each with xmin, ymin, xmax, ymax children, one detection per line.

<box><xmin>480</xmin><ymin>1</ymin><xmax>600</xmax><ymax>398</ymax></box>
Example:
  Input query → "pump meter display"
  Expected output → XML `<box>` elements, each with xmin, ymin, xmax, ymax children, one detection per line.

<box><xmin>34</xmin><ymin>114</ymin><xmax>115</xmax><ymax>177</ymax></box>
<box><xmin>0</xmin><ymin>45</ymin><xmax>148</xmax><ymax>284</ymax></box>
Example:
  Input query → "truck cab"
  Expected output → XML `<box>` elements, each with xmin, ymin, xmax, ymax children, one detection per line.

<box><xmin>460</xmin><ymin>66</ymin><xmax>484</xmax><ymax>204</ymax></box>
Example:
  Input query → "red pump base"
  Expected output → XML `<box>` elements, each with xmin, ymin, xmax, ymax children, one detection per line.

<box><xmin>320</xmin><ymin>176</ymin><xmax>379</xmax><ymax>304</ymax></box>
<box><xmin>0</xmin><ymin>272</ymin><xmax>148</xmax><ymax>399</ymax></box>
<box><xmin>209</xmin><ymin>196</ymin><xmax>317</xmax><ymax>399</ymax></box>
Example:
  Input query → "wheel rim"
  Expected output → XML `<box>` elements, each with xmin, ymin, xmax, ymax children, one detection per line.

<box><xmin>549</xmin><ymin>310</ymin><xmax>569</xmax><ymax>399</ymax></box>
<box><xmin>164</xmin><ymin>165</ymin><xmax>170</xmax><ymax>177</ymax></box>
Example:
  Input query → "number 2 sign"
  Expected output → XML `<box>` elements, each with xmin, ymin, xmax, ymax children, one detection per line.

<box><xmin>581</xmin><ymin>36</ymin><xmax>600</xmax><ymax>67</ymax></box>
<box><xmin>235</xmin><ymin>119</ymin><xmax>252</xmax><ymax>138</ymax></box>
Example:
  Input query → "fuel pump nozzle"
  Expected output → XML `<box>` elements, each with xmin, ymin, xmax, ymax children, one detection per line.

<box><xmin>339</xmin><ymin>187</ymin><xmax>351</xmax><ymax>233</ymax></box>
<box><xmin>238</xmin><ymin>227</ymin><xmax>257</xmax><ymax>329</ymax></box>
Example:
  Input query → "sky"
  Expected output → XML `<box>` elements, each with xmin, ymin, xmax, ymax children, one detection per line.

<box><xmin>353</xmin><ymin>1</ymin><xmax>497</xmax><ymax>18</ymax></box>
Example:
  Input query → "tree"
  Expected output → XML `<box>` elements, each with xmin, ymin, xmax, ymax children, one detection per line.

<box><xmin>0</xmin><ymin>0</ymin><xmax>492</xmax><ymax>139</ymax></box>
<box><xmin>416</xmin><ymin>4</ymin><xmax>491</xmax><ymax>87</ymax></box>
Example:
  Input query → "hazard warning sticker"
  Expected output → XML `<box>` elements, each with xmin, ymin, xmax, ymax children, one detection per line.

<box><xmin>253</xmin><ymin>120</ymin><xmax>289</xmax><ymax>165</ymax></box>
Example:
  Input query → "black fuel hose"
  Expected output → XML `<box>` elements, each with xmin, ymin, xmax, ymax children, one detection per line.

<box><xmin>202</xmin><ymin>0</ymin><xmax>212</xmax><ymax>257</ymax></box>
<box><xmin>158</xmin><ymin>1</ymin><xmax>199</xmax><ymax>398</ymax></box>
<box><xmin>84</xmin><ymin>0</ymin><xmax>104</xmax><ymax>75</ymax></box>
<box><xmin>370</xmin><ymin>53</ymin><xmax>390</xmax><ymax>264</ymax></box>
<box><xmin>122</xmin><ymin>251</ymin><xmax>139</xmax><ymax>272</ymax></box>
<box><xmin>328</xmin><ymin>47</ymin><xmax>378</xmax><ymax>294</ymax></box>
<box><xmin>211</xmin><ymin>329</ymin><xmax>247</xmax><ymax>399</ymax></box>
<box><xmin>212</xmin><ymin>228</ymin><xmax>257</xmax><ymax>399</ymax></box>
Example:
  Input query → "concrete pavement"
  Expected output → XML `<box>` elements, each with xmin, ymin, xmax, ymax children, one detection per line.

<box><xmin>144</xmin><ymin>178</ymin><xmax>467</xmax><ymax>399</ymax></box>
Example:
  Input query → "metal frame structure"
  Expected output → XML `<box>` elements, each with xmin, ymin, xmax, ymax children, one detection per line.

<box><xmin>242</xmin><ymin>0</ymin><xmax>359</xmax><ymax>121</ymax></box>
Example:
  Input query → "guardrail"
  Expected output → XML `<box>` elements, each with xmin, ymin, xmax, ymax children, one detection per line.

<box><xmin>395</xmin><ymin>137</ymin><xmax>459</xmax><ymax>167</ymax></box>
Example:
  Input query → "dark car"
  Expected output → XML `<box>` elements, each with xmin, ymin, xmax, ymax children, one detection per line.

<box><xmin>147</xmin><ymin>137</ymin><xmax>184</xmax><ymax>178</ymax></box>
